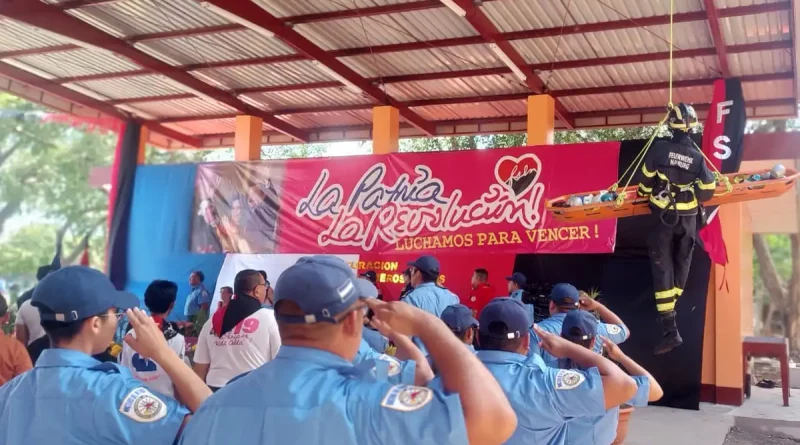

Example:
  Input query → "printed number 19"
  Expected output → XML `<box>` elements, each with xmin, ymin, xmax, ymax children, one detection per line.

<box><xmin>233</xmin><ymin>318</ymin><xmax>260</xmax><ymax>335</ymax></box>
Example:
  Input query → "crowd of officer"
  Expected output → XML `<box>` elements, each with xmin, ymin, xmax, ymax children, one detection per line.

<box><xmin>0</xmin><ymin>252</ymin><xmax>661</xmax><ymax>445</ymax></box>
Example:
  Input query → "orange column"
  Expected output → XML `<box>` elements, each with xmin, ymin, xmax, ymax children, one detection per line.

<box><xmin>527</xmin><ymin>95</ymin><xmax>555</xmax><ymax>145</ymax></box>
<box><xmin>137</xmin><ymin>126</ymin><xmax>149</xmax><ymax>165</ymax></box>
<box><xmin>372</xmin><ymin>106</ymin><xmax>400</xmax><ymax>154</ymax></box>
<box><xmin>234</xmin><ymin>115</ymin><xmax>263</xmax><ymax>161</ymax></box>
<box><xmin>701</xmin><ymin>268</ymin><xmax>717</xmax><ymax>399</ymax></box>
<box><xmin>714</xmin><ymin>202</ymin><xmax>745</xmax><ymax>405</ymax></box>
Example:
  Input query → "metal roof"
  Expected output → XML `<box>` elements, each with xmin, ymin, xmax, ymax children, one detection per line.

<box><xmin>0</xmin><ymin>0</ymin><xmax>797</xmax><ymax>149</ymax></box>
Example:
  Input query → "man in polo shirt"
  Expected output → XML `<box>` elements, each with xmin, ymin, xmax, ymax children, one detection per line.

<box><xmin>403</xmin><ymin>255</ymin><xmax>458</xmax><ymax>317</ymax></box>
<box><xmin>184</xmin><ymin>270</ymin><xmax>210</xmax><ymax>322</ymax></box>
<box><xmin>466</xmin><ymin>268</ymin><xmax>494</xmax><ymax>316</ymax></box>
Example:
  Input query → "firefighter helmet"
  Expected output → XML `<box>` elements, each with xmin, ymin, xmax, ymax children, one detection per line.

<box><xmin>667</xmin><ymin>103</ymin><xmax>699</xmax><ymax>131</ymax></box>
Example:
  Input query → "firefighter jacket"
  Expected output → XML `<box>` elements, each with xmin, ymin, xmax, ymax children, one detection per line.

<box><xmin>637</xmin><ymin>135</ymin><xmax>716</xmax><ymax>216</ymax></box>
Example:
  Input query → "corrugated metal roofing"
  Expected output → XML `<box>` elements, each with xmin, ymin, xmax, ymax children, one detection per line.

<box><xmin>162</xmin><ymin>118</ymin><xmax>238</xmax><ymax>135</ymax></box>
<box><xmin>340</xmin><ymin>44</ymin><xmax>502</xmax><ymax>78</ymax></box>
<box><xmin>254</xmin><ymin>0</ymin><xmax>419</xmax><ymax>19</ymax></box>
<box><xmin>728</xmin><ymin>49</ymin><xmax>793</xmax><ymax>76</ymax></box>
<box><xmin>12</xmin><ymin>48</ymin><xmax>139</xmax><ymax>78</ymax></box>
<box><xmin>721</xmin><ymin>10</ymin><xmax>791</xmax><ymax>45</ymax></box>
<box><xmin>129</xmin><ymin>97</ymin><xmax>238</xmax><ymax>118</ymax></box>
<box><xmin>244</xmin><ymin>87</ymin><xmax>376</xmax><ymax>111</ymax></box>
<box><xmin>716</xmin><ymin>0</ymin><xmax>786</xmax><ymax>9</ymax></box>
<box><xmin>198</xmin><ymin>61</ymin><xmax>333</xmax><ymax>89</ymax></box>
<box><xmin>558</xmin><ymin>0</ymin><xmax>703</xmax><ymax>24</ymax></box>
<box><xmin>296</xmin><ymin>7</ymin><xmax>478</xmax><ymax>51</ymax></box>
<box><xmin>560</xmin><ymin>93</ymin><xmax>630</xmax><ymax>112</ymax></box>
<box><xmin>276</xmin><ymin>110</ymin><xmax>373</xmax><ymax>128</ymax></box>
<box><xmin>412</xmin><ymin>99</ymin><xmax>528</xmax><ymax>121</ymax></box>
<box><xmin>384</xmin><ymin>75</ymin><xmax>529</xmax><ymax>101</ymax></box>
<box><xmin>0</xmin><ymin>18</ymin><xmax>68</xmax><ymax>51</ymax></box>
<box><xmin>75</xmin><ymin>75</ymin><xmax>188</xmax><ymax>100</ymax></box>
<box><xmin>134</xmin><ymin>30</ymin><xmax>296</xmax><ymax>66</ymax></box>
<box><xmin>66</xmin><ymin>0</ymin><xmax>228</xmax><ymax>39</ymax></box>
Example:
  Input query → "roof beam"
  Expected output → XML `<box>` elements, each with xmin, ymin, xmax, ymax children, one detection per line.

<box><xmin>573</xmin><ymin>98</ymin><xmax>796</xmax><ymax>119</ymax></box>
<box><xmin>438</xmin><ymin>0</ymin><xmax>573</xmax><ymax>127</ymax></box>
<box><xmin>0</xmin><ymin>0</ymin><xmax>308</xmax><ymax>142</ymax></box>
<box><xmin>0</xmin><ymin>60</ymin><xmax>202</xmax><ymax>147</ymax></box>
<box><xmin>199</xmin><ymin>0</ymin><xmax>436</xmax><ymax>136</ymax></box>
<box><xmin>48</xmin><ymin>40</ymin><xmax>789</xmax><ymax>90</ymax></box>
<box><xmin>153</xmin><ymin>71</ymin><xmax>793</xmax><ymax>121</ymax></box>
<box><xmin>702</xmin><ymin>0</ymin><xmax>731</xmax><ymax>77</ymax></box>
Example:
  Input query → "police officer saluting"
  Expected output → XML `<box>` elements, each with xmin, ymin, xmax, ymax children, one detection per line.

<box><xmin>463</xmin><ymin>298</ymin><xmax>637</xmax><ymax>445</ymax></box>
<box><xmin>0</xmin><ymin>266</ymin><xmax>212</xmax><ymax>444</ymax></box>
<box><xmin>637</xmin><ymin>103</ymin><xmax>716</xmax><ymax>354</ymax></box>
<box><xmin>181</xmin><ymin>255</ymin><xmax>517</xmax><ymax>445</ymax></box>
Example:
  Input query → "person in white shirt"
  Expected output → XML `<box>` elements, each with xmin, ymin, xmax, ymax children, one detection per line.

<box><xmin>119</xmin><ymin>279</ymin><xmax>186</xmax><ymax>398</ymax></box>
<box><xmin>194</xmin><ymin>269</ymin><xmax>280</xmax><ymax>391</ymax></box>
<box><xmin>15</xmin><ymin>299</ymin><xmax>45</xmax><ymax>347</ymax></box>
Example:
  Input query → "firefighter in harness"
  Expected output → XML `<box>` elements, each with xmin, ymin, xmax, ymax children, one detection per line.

<box><xmin>637</xmin><ymin>103</ymin><xmax>717</xmax><ymax>355</ymax></box>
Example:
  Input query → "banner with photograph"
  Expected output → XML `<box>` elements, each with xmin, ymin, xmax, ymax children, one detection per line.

<box><xmin>191</xmin><ymin>143</ymin><xmax>620</xmax><ymax>255</ymax></box>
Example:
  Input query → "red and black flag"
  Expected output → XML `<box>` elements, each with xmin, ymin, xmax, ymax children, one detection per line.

<box><xmin>698</xmin><ymin>78</ymin><xmax>746</xmax><ymax>266</ymax></box>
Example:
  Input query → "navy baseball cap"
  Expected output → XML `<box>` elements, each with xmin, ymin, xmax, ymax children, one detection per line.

<box><xmin>32</xmin><ymin>266</ymin><xmax>139</xmax><ymax>322</ymax></box>
<box><xmin>274</xmin><ymin>255</ymin><xmax>377</xmax><ymax>324</ymax></box>
<box><xmin>550</xmin><ymin>283</ymin><xmax>580</xmax><ymax>308</ymax></box>
<box><xmin>561</xmin><ymin>310</ymin><xmax>598</xmax><ymax>342</ymax></box>
<box><xmin>441</xmin><ymin>304</ymin><xmax>478</xmax><ymax>332</ymax></box>
<box><xmin>407</xmin><ymin>255</ymin><xmax>440</xmax><ymax>276</ymax></box>
<box><xmin>360</xmin><ymin>270</ymin><xmax>377</xmax><ymax>282</ymax></box>
<box><xmin>479</xmin><ymin>298</ymin><xmax>532</xmax><ymax>339</ymax></box>
<box><xmin>505</xmin><ymin>272</ymin><xmax>527</xmax><ymax>287</ymax></box>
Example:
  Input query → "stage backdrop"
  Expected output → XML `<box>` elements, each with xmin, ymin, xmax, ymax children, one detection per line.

<box><xmin>190</xmin><ymin>143</ymin><xmax>620</xmax><ymax>256</ymax></box>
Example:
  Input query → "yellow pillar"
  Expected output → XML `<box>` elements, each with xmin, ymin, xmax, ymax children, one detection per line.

<box><xmin>137</xmin><ymin>126</ymin><xmax>149</xmax><ymax>165</ymax></box>
<box><xmin>234</xmin><ymin>115</ymin><xmax>263</xmax><ymax>161</ymax></box>
<box><xmin>372</xmin><ymin>106</ymin><xmax>400</xmax><ymax>154</ymax></box>
<box><xmin>527</xmin><ymin>94</ymin><xmax>555</xmax><ymax>145</ymax></box>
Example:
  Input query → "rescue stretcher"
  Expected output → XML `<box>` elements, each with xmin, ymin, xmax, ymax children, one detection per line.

<box><xmin>546</xmin><ymin>168</ymin><xmax>800</xmax><ymax>223</ymax></box>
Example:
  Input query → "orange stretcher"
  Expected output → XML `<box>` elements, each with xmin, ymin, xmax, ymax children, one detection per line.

<box><xmin>546</xmin><ymin>168</ymin><xmax>800</xmax><ymax>223</ymax></box>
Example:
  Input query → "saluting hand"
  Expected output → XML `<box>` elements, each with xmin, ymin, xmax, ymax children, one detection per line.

<box><xmin>124</xmin><ymin>308</ymin><xmax>170</xmax><ymax>362</ymax></box>
<box><xmin>533</xmin><ymin>325</ymin><xmax>578</xmax><ymax>359</ymax></box>
<box><xmin>363</xmin><ymin>298</ymin><xmax>427</xmax><ymax>337</ymax></box>
<box><xmin>578</xmin><ymin>293</ymin><xmax>600</xmax><ymax>311</ymax></box>
<box><xmin>599</xmin><ymin>336</ymin><xmax>625</xmax><ymax>361</ymax></box>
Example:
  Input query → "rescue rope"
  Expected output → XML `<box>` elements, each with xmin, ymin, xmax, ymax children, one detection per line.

<box><xmin>610</xmin><ymin>112</ymin><xmax>670</xmax><ymax>206</ymax></box>
<box><xmin>668</xmin><ymin>0</ymin><xmax>674</xmax><ymax>109</ymax></box>
<box><xmin>691</xmin><ymin>140</ymin><xmax>733</xmax><ymax>196</ymax></box>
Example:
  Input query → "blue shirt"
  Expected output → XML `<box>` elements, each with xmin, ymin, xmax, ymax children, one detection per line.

<box><xmin>403</xmin><ymin>283</ymin><xmax>459</xmax><ymax>317</ymax></box>
<box><xmin>0</xmin><ymin>348</ymin><xmax>188</xmax><ymax>445</ymax></box>
<box><xmin>476</xmin><ymin>351</ymin><xmax>605</xmax><ymax>445</ymax></box>
<box><xmin>530</xmin><ymin>312</ymin><xmax>629</xmax><ymax>365</ymax></box>
<box><xmin>184</xmin><ymin>285</ymin><xmax>211</xmax><ymax>317</ymax></box>
<box><xmin>510</xmin><ymin>289</ymin><xmax>524</xmax><ymax>301</ymax></box>
<box><xmin>354</xmin><ymin>339</ymin><xmax>417</xmax><ymax>385</ymax></box>
<box><xmin>179</xmin><ymin>346</ymin><xmax>468</xmax><ymax>445</ymax></box>
<box><xmin>565</xmin><ymin>375</ymin><xmax>650</xmax><ymax>445</ymax></box>
<box><xmin>362</xmin><ymin>327</ymin><xmax>389</xmax><ymax>353</ymax></box>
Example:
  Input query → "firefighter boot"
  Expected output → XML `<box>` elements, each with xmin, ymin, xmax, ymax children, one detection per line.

<box><xmin>654</xmin><ymin>311</ymin><xmax>683</xmax><ymax>355</ymax></box>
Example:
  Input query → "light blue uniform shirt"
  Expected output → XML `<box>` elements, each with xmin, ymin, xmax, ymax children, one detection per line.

<box><xmin>179</xmin><ymin>346</ymin><xmax>468</xmax><ymax>445</ymax></box>
<box><xmin>184</xmin><ymin>284</ymin><xmax>210</xmax><ymax>317</ymax></box>
<box><xmin>431</xmin><ymin>350</ymin><xmax>605</xmax><ymax>445</ymax></box>
<box><xmin>565</xmin><ymin>375</ymin><xmax>650</xmax><ymax>445</ymax></box>
<box><xmin>0</xmin><ymin>348</ymin><xmax>188</xmax><ymax>445</ymax></box>
<box><xmin>510</xmin><ymin>289</ymin><xmax>524</xmax><ymax>301</ymax></box>
<box><xmin>362</xmin><ymin>327</ymin><xmax>389</xmax><ymax>353</ymax></box>
<box><xmin>355</xmin><ymin>338</ymin><xmax>417</xmax><ymax>384</ymax></box>
<box><xmin>404</xmin><ymin>283</ymin><xmax>458</xmax><ymax>355</ymax></box>
<box><xmin>530</xmin><ymin>312</ymin><xmax>629</xmax><ymax>365</ymax></box>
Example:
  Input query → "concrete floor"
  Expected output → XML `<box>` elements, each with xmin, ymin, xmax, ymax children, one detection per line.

<box><xmin>626</xmin><ymin>388</ymin><xmax>800</xmax><ymax>445</ymax></box>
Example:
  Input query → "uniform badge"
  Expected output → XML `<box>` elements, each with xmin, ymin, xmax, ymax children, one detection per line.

<box><xmin>381</xmin><ymin>385</ymin><xmax>433</xmax><ymax>412</ymax></box>
<box><xmin>378</xmin><ymin>354</ymin><xmax>401</xmax><ymax>377</ymax></box>
<box><xmin>119</xmin><ymin>387</ymin><xmax>168</xmax><ymax>423</ymax></box>
<box><xmin>555</xmin><ymin>370</ymin><xmax>585</xmax><ymax>391</ymax></box>
<box><xmin>607</xmin><ymin>325</ymin><xmax>622</xmax><ymax>335</ymax></box>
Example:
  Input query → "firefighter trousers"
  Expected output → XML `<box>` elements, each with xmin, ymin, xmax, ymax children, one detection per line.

<box><xmin>647</xmin><ymin>211</ymin><xmax>697</xmax><ymax>314</ymax></box>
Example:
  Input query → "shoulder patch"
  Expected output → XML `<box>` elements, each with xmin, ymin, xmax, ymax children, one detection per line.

<box><xmin>381</xmin><ymin>385</ymin><xmax>433</xmax><ymax>412</ymax></box>
<box><xmin>377</xmin><ymin>354</ymin><xmax>401</xmax><ymax>377</ymax></box>
<box><xmin>607</xmin><ymin>325</ymin><xmax>622</xmax><ymax>335</ymax></box>
<box><xmin>555</xmin><ymin>370</ymin><xmax>586</xmax><ymax>391</ymax></box>
<box><xmin>119</xmin><ymin>387</ymin><xmax>168</xmax><ymax>423</ymax></box>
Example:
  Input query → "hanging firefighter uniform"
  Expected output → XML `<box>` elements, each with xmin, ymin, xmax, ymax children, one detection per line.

<box><xmin>637</xmin><ymin>103</ymin><xmax>716</xmax><ymax>355</ymax></box>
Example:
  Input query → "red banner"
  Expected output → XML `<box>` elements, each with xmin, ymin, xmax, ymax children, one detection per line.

<box><xmin>191</xmin><ymin>143</ymin><xmax>620</xmax><ymax>256</ymax></box>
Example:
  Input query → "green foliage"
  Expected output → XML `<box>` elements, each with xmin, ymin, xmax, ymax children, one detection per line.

<box><xmin>262</xmin><ymin>144</ymin><xmax>328</xmax><ymax>159</ymax></box>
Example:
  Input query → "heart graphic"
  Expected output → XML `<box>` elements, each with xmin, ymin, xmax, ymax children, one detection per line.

<box><xmin>494</xmin><ymin>154</ymin><xmax>542</xmax><ymax>197</ymax></box>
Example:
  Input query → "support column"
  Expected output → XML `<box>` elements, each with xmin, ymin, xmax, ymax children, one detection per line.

<box><xmin>527</xmin><ymin>95</ymin><xmax>555</xmax><ymax>145</ymax></box>
<box><xmin>235</xmin><ymin>115</ymin><xmax>263</xmax><ymax>161</ymax></box>
<box><xmin>137</xmin><ymin>126</ymin><xmax>149</xmax><ymax>165</ymax></box>
<box><xmin>372</xmin><ymin>106</ymin><xmax>400</xmax><ymax>154</ymax></box>
<box><xmin>713</xmin><ymin>202</ymin><xmax>745</xmax><ymax>406</ymax></box>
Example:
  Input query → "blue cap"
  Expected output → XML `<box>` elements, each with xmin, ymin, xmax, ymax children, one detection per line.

<box><xmin>505</xmin><ymin>272</ymin><xmax>527</xmax><ymax>287</ymax></box>
<box><xmin>561</xmin><ymin>310</ymin><xmax>598</xmax><ymax>341</ymax></box>
<box><xmin>550</xmin><ymin>283</ymin><xmax>580</xmax><ymax>308</ymax></box>
<box><xmin>274</xmin><ymin>255</ymin><xmax>377</xmax><ymax>324</ymax></box>
<box><xmin>441</xmin><ymin>304</ymin><xmax>478</xmax><ymax>332</ymax></box>
<box><xmin>32</xmin><ymin>266</ymin><xmax>139</xmax><ymax>322</ymax></box>
<box><xmin>407</xmin><ymin>255</ymin><xmax>440</xmax><ymax>276</ymax></box>
<box><xmin>479</xmin><ymin>298</ymin><xmax>532</xmax><ymax>339</ymax></box>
